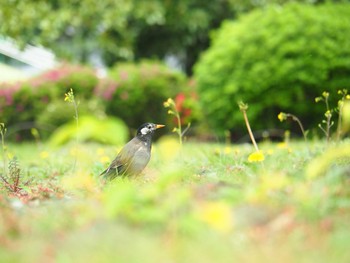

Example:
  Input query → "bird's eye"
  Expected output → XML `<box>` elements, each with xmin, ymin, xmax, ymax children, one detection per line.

<box><xmin>148</xmin><ymin>125</ymin><xmax>152</xmax><ymax>129</ymax></box>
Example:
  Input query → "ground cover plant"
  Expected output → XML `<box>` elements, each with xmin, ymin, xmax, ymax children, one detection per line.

<box><xmin>194</xmin><ymin>3</ymin><xmax>350</xmax><ymax>137</ymax></box>
<box><xmin>1</xmin><ymin>116</ymin><xmax>350</xmax><ymax>262</ymax></box>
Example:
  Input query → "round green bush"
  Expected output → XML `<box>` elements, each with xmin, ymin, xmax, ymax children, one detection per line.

<box><xmin>1</xmin><ymin>64</ymin><xmax>100</xmax><ymax>140</ymax></box>
<box><xmin>48</xmin><ymin>115</ymin><xmax>128</xmax><ymax>146</ymax></box>
<box><xmin>35</xmin><ymin>98</ymin><xmax>106</xmax><ymax>139</ymax></box>
<box><xmin>194</xmin><ymin>3</ymin><xmax>350</xmax><ymax>137</ymax></box>
<box><xmin>97</xmin><ymin>60</ymin><xmax>187</xmax><ymax>130</ymax></box>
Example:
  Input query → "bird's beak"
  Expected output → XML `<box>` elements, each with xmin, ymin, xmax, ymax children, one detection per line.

<box><xmin>155</xmin><ymin>124</ymin><xmax>165</xmax><ymax>129</ymax></box>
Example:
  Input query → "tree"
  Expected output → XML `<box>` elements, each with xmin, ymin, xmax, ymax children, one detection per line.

<box><xmin>194</xmin><ymin>3</ymin><xmax>350</xmax><ymax>138</ymax></box>
<box><xmin>1</xmin><ymin>0</ymin><xmax>346</xmax><ymax>74</ymax></box>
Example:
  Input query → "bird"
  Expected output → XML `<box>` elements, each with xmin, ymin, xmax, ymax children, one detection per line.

<box><xmin>100</xmin><ymin>122</ymin><xmax>165</xmax><ymax>180</ymax></box>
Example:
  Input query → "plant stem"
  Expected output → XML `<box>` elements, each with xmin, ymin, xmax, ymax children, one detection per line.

<box><xmin>336</xmin><ymin>108</ymin><xmax>343</xmax><ymax>141</ymax></box>
<box><xmin>0</xmin><ymin>124</ymin><xmax>7</xmax><ymax>177</ymax></box>
<box><xmin>242</xmin><ymin>109</ymin><xmax>259</xmax><ymax>152</ymax></box>
<box><xmin>326</xmin><ymin>116</ymin><xmax>331</xmax><ymax>143</ymax></box>
<box><xmin>176</xmin><ymin>112</ymin><xmax>182</xmax><ymax>146</ymax></box>
<box><xmin>287</xmin><ymin>114</ymin><xmax>307</xmax><ymax>142</ymax></box>
<box><xmin>73</xmin><ymin>100</ymin><xmax>79</xmax><ymax>171</ymax></box>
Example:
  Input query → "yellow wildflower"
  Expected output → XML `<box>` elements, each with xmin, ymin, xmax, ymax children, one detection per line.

<box><xmin>277</xmin><ymin>142</ymin><xmax>287</xmax><ymax>149</ymax></box>
<box><xmin>224</xmin><ymin>146</ymin><xmax>231</xmax><ymax>155</ymax></box>
<box><xmin>40</xmin><ymin>151</ymin><xmax>49</xmax><ymax>159</ymax></box>
<box><xmin>197</xmin><ymin>201</ymin><xmax>233</xmax><ymax>232</ymax></box>
<box><xmin>278</xmin><ymin>112</ymin><xmax>287</xmax><ymax>122</ymax></box>
<box><xmin>248</xmin><ymin>151</ymin><xmax>265</xmax><ymax>162</ymax></box>
<box><xmin>322</xmin><ymin>91</ymin><xmax>329</xmax><ymax>98</ymax></box>
<box><xmin>163</xmin><ymin>98</ymin><xmax>174</xmax><ymax>108</ymax></box>
<box><xmin>315</xmin><ymin>97</ymin><xmax>322</xmax><ymax>103</ymax></box>
<box><xmin>7</xmin><ymin>152</ymin><xmax>14</xmax><ymax>159</ymax></box>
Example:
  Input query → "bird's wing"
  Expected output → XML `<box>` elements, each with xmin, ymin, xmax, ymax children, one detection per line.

<box><xmin>101</xmin><ymin>137</ymin><xmax>144</xmax><ymax>178</ymax></box>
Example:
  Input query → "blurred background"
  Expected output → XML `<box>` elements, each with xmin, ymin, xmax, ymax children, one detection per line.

<box><xmin>1</xmin><ymin>0</ymin><xmax>350</xmax><ymax>143</ymax></box>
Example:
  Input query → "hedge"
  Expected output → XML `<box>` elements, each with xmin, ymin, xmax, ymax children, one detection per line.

<box><xmin>194</xmin><ymin>3</ymin><xmax>350</xmax><ymax>138</ymax></box>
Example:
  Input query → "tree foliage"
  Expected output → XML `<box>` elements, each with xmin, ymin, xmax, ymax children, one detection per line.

<box><xmin>1</xmin><ymin>0</ymin><xmax>347</xmax><ymax>73</ymax></box>
<box><xmin>0</xmin><ymin>0</ymin><xmax>233</xmax><ymax>72</ymax></box>
<box><xmin>194</xmin><ymin>3</ymin><xmax>350</xmax><ymax>137</ymax></box>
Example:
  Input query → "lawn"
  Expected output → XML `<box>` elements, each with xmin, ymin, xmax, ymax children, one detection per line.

<box><xmin>1</xmin><ymin>138</ymin><xmax>350</xmax><ymax>263</ymax></box>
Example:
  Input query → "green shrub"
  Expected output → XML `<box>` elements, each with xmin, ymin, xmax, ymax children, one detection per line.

<box><xmin>194</xmin><ymin>3</ymin><xmax>350</xmax><ymax>137</ymax></box>
<box><xmin>48</xmin><ymin>115</ymin><xmax>128</xmax><ymax>146</ymax></box>
<box><xmin>0</xmin><ymin>64</ymin><xmax>100</xmax><ymax>140</ymax></box>
<box><xmin>36</xmin><ymin>98</ymin><xmax>106</xmax><ymax>139</ymax></box>
<box><xmin>31</xmin><ymin>64</ymin><xmax>98</xmax><ymax>99</ymax></box>
<box><xmin>96</xmin><ymin>60</ymin><xmax>187</xmax><ymax>130</ymax></box>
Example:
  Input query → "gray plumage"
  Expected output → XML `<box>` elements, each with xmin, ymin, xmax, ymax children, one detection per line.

<box><xmin>101</xmin><ymin>123</ymin><xmax>164</xmax><ymax>180</ymax></box>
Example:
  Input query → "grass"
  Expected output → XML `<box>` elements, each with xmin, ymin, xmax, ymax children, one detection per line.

<box><xmin>1</xmin><ymin>138</ymin><xmax>350</xmax><ymax>263</ymax></box>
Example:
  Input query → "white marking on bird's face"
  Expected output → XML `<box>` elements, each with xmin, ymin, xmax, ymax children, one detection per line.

<box><xmin>140</xmin><ymin>124</ymin><xmax>154</xmax><ymax>135</ymax></box>
<box><xmin>140</xmin><ymin>127</ymin><xmax>149</xmax><ymax>135</ymax></box>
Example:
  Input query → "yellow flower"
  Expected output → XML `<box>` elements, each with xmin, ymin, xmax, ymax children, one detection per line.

<box><xmin>248</xmin><ymin>151</ymin><xmax>265</xmax><ymax>162</ymax></box>
<box><xmin>64</xmin><ymin>88</ymin><xmax>74</xmax><ymax>103</ymax></box>
<box><xmin>7</xmin><ymin>152</ymin><xmax>14</xmax><ymax>159</ymax></box>
<box><xmin>346</xmin><ymin>95</ymin><xmax>350</xmax><ymax>100</ymax></box>
<box><xmin>277</xmin><ymin>142</ymin><xmax>287</xmax><ymax>149</ymax></box>
<box><xmin>315</xmin><ymin>97</ymin><xmax>322</xmax><ymax>103</ymax></box>
<box><xmin>163</xmin><ymin>98</ymin><xmax>174</xmax><ymax>108</ymax></box>
<box><xmin>197</xmin><ymin>201</ymin><xmax>233</xmax><ymax>232</ymax></box>
<box><xmin>278</xmin><ymin>112</ymin><xmax>287</xmax><ymax>122</ymax></box>
<box><xmin>224</xmin><ymin>146</ymin><xmax>231</xmax><ymax>155</ymax></box>
<box><xmin>322</xmin><ymin>91</ymin><xmax>329</xmax><ymax>98</ymax></box>
<box><xmin>40</xmin><ymin>151</ymin><xmax>49</xmax><ymax>159</ymax></box>
<box><xmin>324</xmin><ymin>110</ymin><xmax>332</xmax><ymax>118</ymax></box>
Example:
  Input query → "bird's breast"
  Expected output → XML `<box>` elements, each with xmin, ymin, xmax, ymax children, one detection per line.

<box><xmin>129</xmin><ymin>147</ymin><xmax>151</xmax><ymax>175</ymax></box>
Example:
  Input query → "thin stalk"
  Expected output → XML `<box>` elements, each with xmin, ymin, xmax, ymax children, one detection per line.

<box><xmin>242</xmin><ymin>109</ymin><xmax>259</xmax><ymax>152</ymax></box>
<box><xmin>176</xmin><ymin>112</ymin><xmax>182</xmax><ymax>146</ymax></box>
<box><xmin>0</xmin><ymin>124</ymin><xmax>7</xmax><ymax>177</ymax></box>
<box><xmin>287</xmin><ymin>114</ymin><xmax>307</xmax><ymax>143</ymax></box>
<box><xmin>336</xmin><ymin>107</ymin><xmax>343</xmax><ymax>141</ymax></box>
<box><xmin>73</xmin><ymin>100</ymin><xmax>79</xmax><ymax>172</ymax></box>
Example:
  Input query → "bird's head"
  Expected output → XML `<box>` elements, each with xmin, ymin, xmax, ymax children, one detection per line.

<box><xmin>137</xmin><ymin>123</ymin><xmax>165</xmax><ymax>137</ymax></box>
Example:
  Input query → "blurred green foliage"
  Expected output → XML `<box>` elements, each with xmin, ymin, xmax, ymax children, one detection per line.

<box><xmin>97</xmin><ymin>60</ymin><xmax>188</xmax><ymax>130</ymax></box>
<box><xmin>36</xmin><ymin>99</ymin><xmax>105</xmax><ymax>138</ymax></box>
<box><xmin>1</xmin><ymin>140</ymin><xmax>350</xmax><ymax>262</ymax></box>
<box><xmin>0</xmin><ymin>0</ymin><xmax>234</xmax><ymax>72</ymax></box>
<box><xmin>0</xmin><ymin>64</ymin><xmax>100</xmax><ymax>140</ymax></box>
<box><xmin>48</xmin><ymin>115</ymin><xmax>128</xmax><ymax>146</ymax></box>
<box><xmin>194</xmin><ymin>3</ymin><xmax>350</xmax><ymax>136</ymax></box>
<box><xmin>1</xmin><ymin>62</ymin><xmax>202</xmax><ymax>141</ymax></box>
<box><xmin>2</xmin><ymin>0</ymin><xmax>338</xmax><ymax>73</ymax></box>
